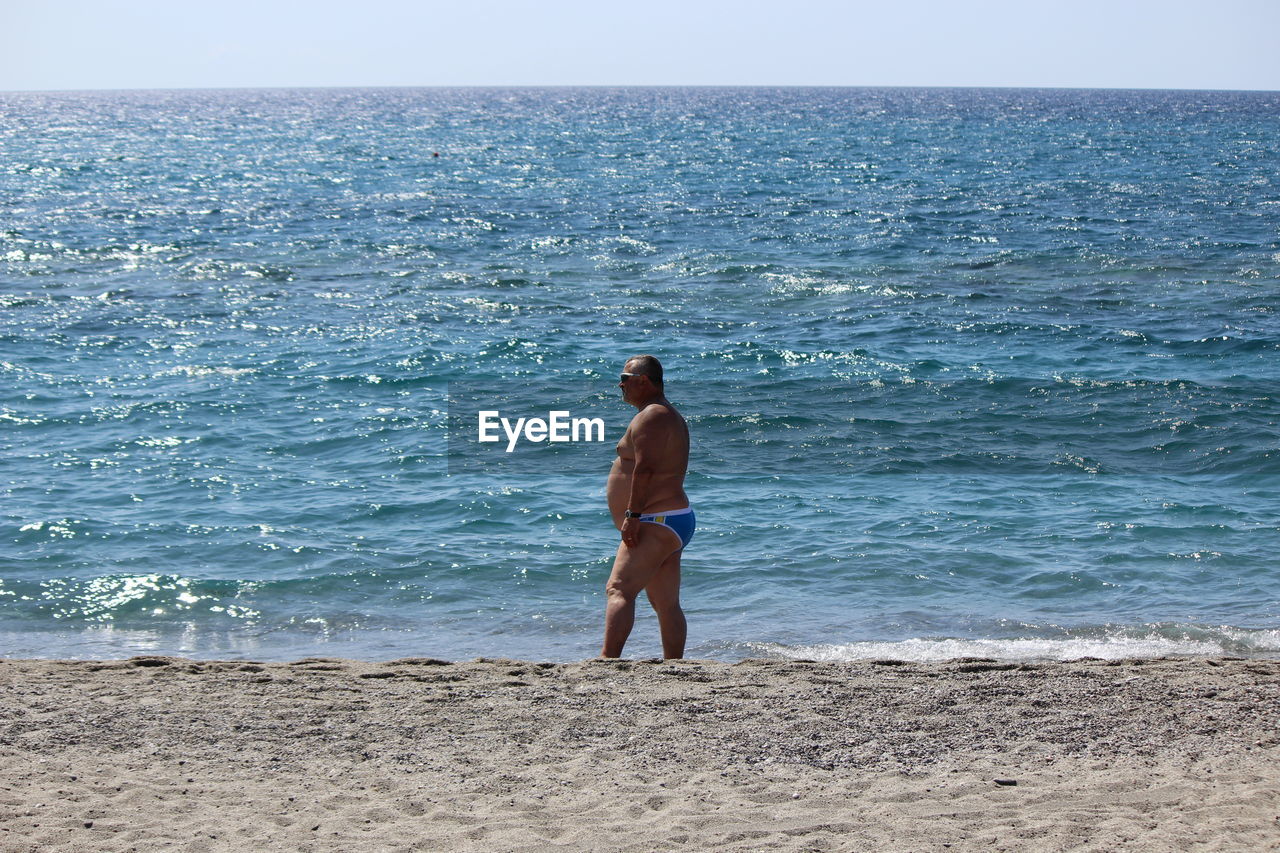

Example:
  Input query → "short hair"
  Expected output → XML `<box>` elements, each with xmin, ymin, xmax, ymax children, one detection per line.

<box><xmin>626</xmin><ymin>354</ymin><xmax>663</xmax><ymax>388</ymax></box>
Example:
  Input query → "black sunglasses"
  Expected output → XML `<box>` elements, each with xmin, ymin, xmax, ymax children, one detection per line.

<box><xmin>620</xmin><ymin>372</ymin><xmax>644</xmax><ymax>382</ymax></box>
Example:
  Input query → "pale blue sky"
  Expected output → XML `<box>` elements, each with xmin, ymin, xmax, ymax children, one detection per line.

<box><xmin>5</xmin><ymin>0</ymin><xmax>1278</xmax><ymax>91</ymax></box>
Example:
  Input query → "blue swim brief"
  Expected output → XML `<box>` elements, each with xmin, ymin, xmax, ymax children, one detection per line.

<box><xmin>638</xmin><ymin>507</ymin><xmax>695</xmax><ymax>550</ymax></box>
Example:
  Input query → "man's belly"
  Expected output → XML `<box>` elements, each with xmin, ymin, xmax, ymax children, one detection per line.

<box><xmin>606</xmin><ymin>461</ymin><xmax>631</xmax><ymax>529</ymax></box>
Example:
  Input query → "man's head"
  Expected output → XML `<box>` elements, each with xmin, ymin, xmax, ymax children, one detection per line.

<box><xmin>619</xmin><ymin>354</ymin><xmax>664</xmax><ymax>405</ymax></box>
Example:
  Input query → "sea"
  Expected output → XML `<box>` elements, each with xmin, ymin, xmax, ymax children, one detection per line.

<box><xmin>2</xmin><ymin>86</ymin><xmax>1278</xmax><ymax>663</ymax></box>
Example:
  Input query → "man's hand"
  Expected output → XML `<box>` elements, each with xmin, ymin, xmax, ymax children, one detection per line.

<box><xmin>620</xmin><ymin>516</ymin><xmax>642</xmax><ymax>547</ymax></box>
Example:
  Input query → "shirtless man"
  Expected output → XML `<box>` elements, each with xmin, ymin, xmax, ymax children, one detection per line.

<box><xmin>602</xmin><ymin>354</ymin><xmax>694</xmax><ymax>659</ymax></box>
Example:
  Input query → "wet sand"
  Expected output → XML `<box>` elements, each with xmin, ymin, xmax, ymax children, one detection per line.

<box><xmin>2</xmin><ymin>655</ymin><xmax>1277</xmax><ymax>851</ymax></box>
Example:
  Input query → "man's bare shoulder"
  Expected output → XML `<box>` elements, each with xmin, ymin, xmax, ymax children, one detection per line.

<box><xmin>630</xmin><ymin>402</ymin><xmax>683</xmax><ymax>428</ymax></box>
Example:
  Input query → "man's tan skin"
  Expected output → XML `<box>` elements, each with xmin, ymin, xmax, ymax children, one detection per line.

<box><xmin>602</xmin><ymin>356</ymin><xmax>690</xmax><ymax>659</ymax></box>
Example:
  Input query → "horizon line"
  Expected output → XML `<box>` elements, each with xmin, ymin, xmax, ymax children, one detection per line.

<box><xmin>5</xmin><ymin>83</ymin><xmax>1279</xmax><ymax>96</ymax></box>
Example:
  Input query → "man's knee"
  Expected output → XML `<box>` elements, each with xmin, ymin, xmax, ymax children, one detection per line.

<box><xmin>646</xmin><ymin>588</ymin><xmax>681</xmax><ymax>614</ymax></box>
<box><xmin>605</xmin><ymin>577</ymin><xmax>637</xmax><ymax>603</ymax></box>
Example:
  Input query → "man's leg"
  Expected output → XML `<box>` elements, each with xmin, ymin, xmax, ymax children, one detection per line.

<box><xmin>601</xmin><ymin>527</ymin><xmax>680</xmax><ymax>658</ymax></box>
<box><xmin>645</xmin><ymin>550</ymin><xmax>685</xmax><ymax>660</ymax></box>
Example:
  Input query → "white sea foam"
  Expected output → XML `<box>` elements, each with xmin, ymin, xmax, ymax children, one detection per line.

<box><xmin>155</xmin><ymin>365</ymin><xmax>256</xmax><ymax>378</ymax></box>
<box><xmin>749</xmin><ymin>630</ymin><xmax>1280</xmax><ymax>663</ymax></box>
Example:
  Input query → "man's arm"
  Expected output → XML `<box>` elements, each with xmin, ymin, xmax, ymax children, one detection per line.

<box><xmin>620</xmin><ymin>407</ymin><xmax>669</xmax><ymax>546</ymax></box>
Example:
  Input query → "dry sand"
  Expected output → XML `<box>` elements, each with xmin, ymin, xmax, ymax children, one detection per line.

<box><xmin>1</xmin><ymin>655</ymin><xmax>1277</xmax><ymax>852</ymax></box>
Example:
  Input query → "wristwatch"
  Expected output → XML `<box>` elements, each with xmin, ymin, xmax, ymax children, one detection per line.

<box><xmin>624</xmin><ymin>510</ymin><xmax>642</xmax><ymax>519</ymax></box>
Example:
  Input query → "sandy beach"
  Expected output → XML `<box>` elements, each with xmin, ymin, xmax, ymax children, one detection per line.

<box><xmin>1</xmin><ymin>655</ymin><xmax>1277</xmax><ymax>851</ymax></box>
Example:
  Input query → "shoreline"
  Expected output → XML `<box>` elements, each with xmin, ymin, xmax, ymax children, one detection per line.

<box><xmin>3</xmin><ymin>655</ymin><xmax>1277</xmax><ymax>851</ymax></box>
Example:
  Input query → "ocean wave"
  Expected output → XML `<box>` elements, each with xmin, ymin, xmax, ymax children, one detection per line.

<box><xmin>740</xmin><ymin>625</ymin><xmax>1280</xmax><ymax>663</ymax></box>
